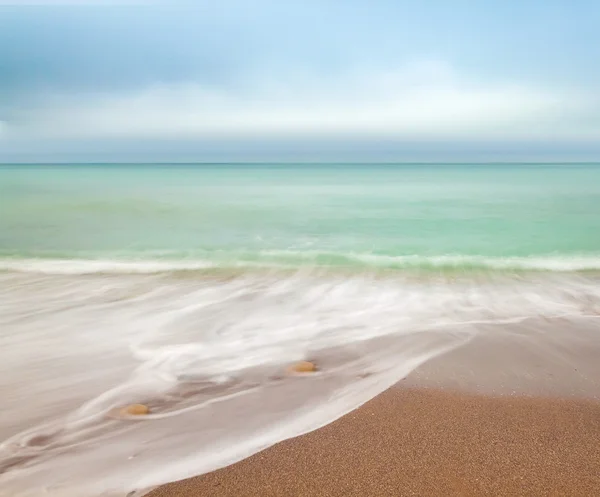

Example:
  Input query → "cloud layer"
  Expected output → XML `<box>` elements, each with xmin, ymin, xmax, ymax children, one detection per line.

<box><xmin>1</xmin><ymin>1</ymin><xmax>600</xmax><ymax>160</ymax></box>
<box><xmin>3</xmin><ymin>61</ymin><xmax>596</xmax><ymax>142</ymax></box>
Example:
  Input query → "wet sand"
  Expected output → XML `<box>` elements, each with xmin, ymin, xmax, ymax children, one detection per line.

<box><xmin>150</xmin><ymin>387</ymin><xmax>600</xmax><ymax>497</ymax></box>
<box><xmin>150</xmin><ymin>325</ymin><xmax>600</xmax><ymax>497</ymax></box>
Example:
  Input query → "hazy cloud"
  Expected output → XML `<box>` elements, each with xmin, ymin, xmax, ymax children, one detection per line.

<box><xmin>3</xmin><ymin>61</ymin><xmax>593</xmax><ymax>142</ymax></box>
<box><xmin>1</xmin><ymin>1</ymin><xmax>600</xmax><ymax>160</ymax></box>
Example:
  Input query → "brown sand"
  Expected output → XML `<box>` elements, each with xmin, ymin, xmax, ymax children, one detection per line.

<box><xmin>150</xmin><ymin>386</ymin><xmax>600</xmax><ymax>497</ymax></box>
<box><xmin>150</xmin><ymin>325</ymin><xmax>600</xmax><ymax>496</ymax></box>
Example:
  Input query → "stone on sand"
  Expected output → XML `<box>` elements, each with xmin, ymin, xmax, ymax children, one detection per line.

<box><xmin>120</xmin><ymin>404</ymin><xmax>150</xmax><ymax>416</ymax></box>
<box><xmin>287</xmin><ymin>361</ymin><xmax>317</xmax><ymax>374</ymax></box>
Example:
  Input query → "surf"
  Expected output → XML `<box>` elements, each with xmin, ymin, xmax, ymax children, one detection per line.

<box><xmin>2</xmin><ymin>252</ymin><xmax>600</xmax><ymax>275</ymax></box>
<box><xmin>0</xmin><ymin>270</ymin><xmax>598</xmax><ymax>495</ymax></box>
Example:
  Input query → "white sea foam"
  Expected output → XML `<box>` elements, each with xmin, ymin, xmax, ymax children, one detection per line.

<box><xmin>0</xmin><ymin>270</ymin><xmax>599</xmax><ymax>496</ymax></box>
<box><xmin>0</xmin><ymin>259</ymin><xmax>218</xmax><ymax>275</ymax></box>
<box><xmin>2</xmin><ymin>252</ymin><xmax>600</xmax><ymax>275</ymax></box>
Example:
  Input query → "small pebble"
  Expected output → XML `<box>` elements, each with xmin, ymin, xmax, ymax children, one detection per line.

<box><xmin>119</xmin><ymin>404</ymin><xmax>150</xmax><ymax>416</ymax></box>
<box><xmin>287</xmin><ymin>361</ymin><xmax>317</xmax><ymax>374</ymax></box>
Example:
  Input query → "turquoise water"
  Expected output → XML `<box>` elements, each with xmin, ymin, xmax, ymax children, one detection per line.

<box><xmin>1</xmin><ymin>163</ymin><xmax>600</xmax><ymax>271</ymax></box>
<box><xmin>2</xmin><ymin>163</ymin><xmax>600</xmax><ymax>496</ymax></box>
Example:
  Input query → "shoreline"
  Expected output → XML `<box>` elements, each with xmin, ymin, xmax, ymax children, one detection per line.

<box><xmin>149</xmin><ymin>386</ymin><xmax>600</xmax><ymax>497</ymax></box>
<box><xmin>149</xmin><ymin>325</ymin><xmax>600</xmax><ymax>496</ymax></box>
<box><xmin>1</xmin><ymin>276</ymin><xmax>598</xmax><ymax>495</ymax></box>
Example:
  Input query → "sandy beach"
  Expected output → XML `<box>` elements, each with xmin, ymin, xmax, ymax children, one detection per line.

<box><xmin>151</xmin><ymin>324</ymin><xmax>600</xmax><ymax>497</ymax></box>
<box><xmin>150</xmin><ymin>387</ymin><xmax>600</xmax><ymax>497</ymax></box>
<box><xmin>4</xmin><ymin>6</ymin><xmax>600</xmax><ymax>496</ymax></box>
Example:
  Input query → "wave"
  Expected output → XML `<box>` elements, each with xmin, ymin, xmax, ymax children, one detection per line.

<box><xmin>262</xmin><ymin>251</ymin><xmax>600</xmax><ymax>272</ymax></box>
<box><xmin>0</xmin><ymin>265</ymin><xmax>599</xmax><ymax>496</ymax></box>
<box><xmin>2</xmin><ymin>252</ymin><xmax>600</xmax><ymax>275</ymax></box>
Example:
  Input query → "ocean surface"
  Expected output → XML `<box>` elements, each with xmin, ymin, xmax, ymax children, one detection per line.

<box><xmin>2</xmin><ymin>163</ymin><xmax>600</xmax><ymax>270</ymax></box>
<box><xmin>1</xmin><ymin>163</ymin><xmax>600</xmax><ymax>496</ymax></box>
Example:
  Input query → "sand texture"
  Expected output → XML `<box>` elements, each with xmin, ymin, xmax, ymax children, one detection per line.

<box><xmin>150</xmin><ymin>386</ymin><xmax>600</xmax><ymax>497</ymax></box>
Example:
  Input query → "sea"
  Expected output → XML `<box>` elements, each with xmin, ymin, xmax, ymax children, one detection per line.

<box><xmin>0</xmin><ymin>163</ymin><xmax>599</xmax><ymax>496</ymax></box>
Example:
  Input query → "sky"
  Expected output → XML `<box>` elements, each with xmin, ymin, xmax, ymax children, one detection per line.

<box><xmin>1</xmin><ymin>0</ymin><xmax>600</xmax><ymax>162</ymax></box>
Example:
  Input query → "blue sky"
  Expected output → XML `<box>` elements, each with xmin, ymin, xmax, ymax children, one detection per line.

<box><xmin>1</xmin><ymin>1</ymin><xmax>600</xmax><ymax>161</ymax></box>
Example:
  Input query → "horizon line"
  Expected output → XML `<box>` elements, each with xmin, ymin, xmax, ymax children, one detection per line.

<box><xmin>2</xmin><ymin>161</ymin><xmax>600</xmax><ymax>166</ymax></box>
